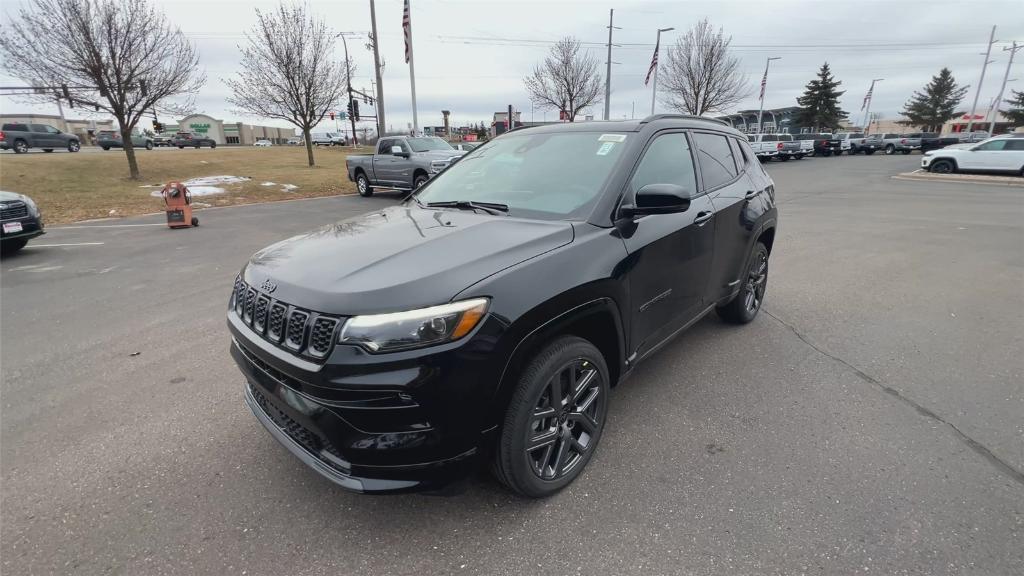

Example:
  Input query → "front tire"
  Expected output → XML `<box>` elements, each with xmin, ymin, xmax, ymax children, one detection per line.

<box><xmin>413</xmin><ymin>174</ymin><xmax>429</xmax><ymax>189</ymax></box>
<box><xmin>929</xmin><ymin>159</ymin><xmax>955</xmax><ymax>174</ymax></box>
<box><xmin>145</xmin><ymin>141</ymin><xmax>154</xmax><ymax>150</ymax></box>
<box><xmin>493</xmin><ymin>336</ymin><xmax>609</xmax><ymax>498</ymax></box>
<box><xmin>901</xmin><ymin>149</ymin><xmax>911</xmax><ymax>155</ymax></box>
<box><xmin>210</xmin><ymin>142</ymin><xmax>216</xmax><ymax>149</ymax></box>
<box><xmin>779</xmin><ymin>155</ymin><xmax>790</xmax><ymax>162</ymax></box>
<box><xmin>717</xmin><ymin>242</ymin><xmax>768</xmax><ymax>324</ymax></box>
<box><xmin>865</xmin><ymin>150</ymin><xmax>876</xmax><ymax>155</ymax></box>
<box><xmin>1</xmin><ymin>238</ymin><xmax>29</xmax><ymax>255</ymax></box>
<box><xmin>885</xmin><ymin>144</ymin><xmax>895</xmax><ymax>155</ymax></box>
<box><xmin>355</xmin><ymin>173</ymin><xmax>373</xmax><ymax>197</ymax></box>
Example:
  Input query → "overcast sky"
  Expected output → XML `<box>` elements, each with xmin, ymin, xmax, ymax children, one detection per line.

<box><xmin>2</xmin><ymin>0</ymin><xmax>1023</xmax><ymax>134</ymax></box>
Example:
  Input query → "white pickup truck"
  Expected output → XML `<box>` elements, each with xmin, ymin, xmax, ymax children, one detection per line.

<box><xmin>747</xmin><ymin>134</ymin><xmax>805</xmax><ymax>162</ymax></box>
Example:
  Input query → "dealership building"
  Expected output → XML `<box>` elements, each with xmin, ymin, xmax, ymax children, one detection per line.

<box><xmin>162</xmin><ymin>114</ymin><xmax>295</xmax><ymax>145</ymax></box>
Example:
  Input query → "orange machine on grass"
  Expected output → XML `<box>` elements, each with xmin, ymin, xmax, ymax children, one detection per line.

<box><xmin>161</xmin><ymin>181</ymin><xmax>199</xmax><ymax>229</ymax></box>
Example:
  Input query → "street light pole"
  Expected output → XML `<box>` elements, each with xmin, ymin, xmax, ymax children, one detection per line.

<box><xmin>650</xmin><ymin>27</ymin><xmax>674</xmax><ymax>115</ymax></box>
<box><xmin>989</xmin><ymin>41</ymin><xmax>1020</xmax><ymax>136</ymax></box>
<box><xmin>603</xmin><ymin>9</ymin><xmax>620</xmax><ymax>121</ymax></box>
<box><xmin>861</xmin><ymin>78</ymin><xmax>883</xmax><ymax>134</ymax></box>
<box><xmin>338</xmin><ymin>32</ymin><xmax>358</xmax><ymax>146</ymax></box>
<box><xmin>369</xmin><ymin>0</ymin><xmax>386</xmax><ymax>138</ymax></box>
<box><xmin>967</xmin><ymin>25</ymin><xmax>997</xmax><ymax>134</ymax></box>
<box><xmin>756</xmin><ymin>56</ymin><xmax>781</xmax><ymax>132</ymax></box>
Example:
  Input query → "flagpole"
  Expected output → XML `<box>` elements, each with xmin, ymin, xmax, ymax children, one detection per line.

<box><xmin>650</xmin><ymin>27</ymin><xmax>673</xmax><ymax>115</ymax></box>
<box><xmin>861</xmin><ymin>78</ymin><xmax>883</xmax><ymax>134</ymax></box>
<box><xmin>404</xmin><ymin>0</ymin><xmax>419</xmax><ymax>135</ymax></box>
<box><xmin>757</xmin><ymin>56</ymin><xmax>780</xmax><ymax>132</ymax></box>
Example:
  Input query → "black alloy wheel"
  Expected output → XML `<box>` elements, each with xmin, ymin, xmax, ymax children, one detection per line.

<box><xmin>494</xmin><ymin>336</ymin><xmax>609</xmax><ymax>498</ymax></box>
<box><xmin>930</xmin><ymin>160</ymin><xmax>955</xmax><ymax>174</ymax></box>
<box><xmin>717</xmin><ymin>242</ymin><xmax>769</xmax><ymax>324</ymax></box>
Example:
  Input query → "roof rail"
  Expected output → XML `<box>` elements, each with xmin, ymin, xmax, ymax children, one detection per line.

<box><xmin>639</xmin><ymin>114</ymin><xmax>730</xmax><ymax>127</ymax></box>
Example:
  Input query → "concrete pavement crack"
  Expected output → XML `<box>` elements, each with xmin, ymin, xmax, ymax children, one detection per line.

<box><xmin>762</xmin><ymin>308</ymin><xmax>1024</xmax><ymax>487</ymax></box>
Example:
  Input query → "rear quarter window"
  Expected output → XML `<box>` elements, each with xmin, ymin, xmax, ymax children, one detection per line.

<box><xmin>692</xmin><ymin>132</ymin><xmax>739</xmax><ymax>190</ymax></box>
<box><xmin>3</xmin><ymin>123</ymin><xmax>29</xmax><ymax>131</ymax></box>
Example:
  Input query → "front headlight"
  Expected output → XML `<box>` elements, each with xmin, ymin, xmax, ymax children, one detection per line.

<box><xmin>339</xmin><ymin>298</ymin><xmax>489</xmax><ymax>353</ymax></box>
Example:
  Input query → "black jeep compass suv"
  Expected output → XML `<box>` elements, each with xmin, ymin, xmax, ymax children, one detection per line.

<box><xmin>228</xmin><ymin>115</ymin><xmax>778</xmax><ymax>497</ymax></box>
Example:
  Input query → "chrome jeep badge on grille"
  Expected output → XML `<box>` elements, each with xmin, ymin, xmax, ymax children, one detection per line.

<box><xmin>260</xmin><ymin>278</ymin><xmax>277</xmax><ymax>293</ymax></box>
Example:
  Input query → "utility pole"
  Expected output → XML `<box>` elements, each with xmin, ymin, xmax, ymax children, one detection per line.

<box><xmin>967</xmin><ymin>25</ymin><xmax>998</xmax><ymax>134</ymax></box>
<box><xmin>861</xmin><ymin>78</ymin><xmax>883</xmax><ymax>134</ymax></box>
<box><xmin>989</xmin><ymin>40</ymin><xmax>1020</xmax><ymax>136</ymax></box>
<box><xmin>369</xmin><ymin>0</ymin><xmax>386</xmax><ymax>138</ymax></box>
<box><xmin>756</xmin><ymin>56</ymin><xmax>781</xmax><ymax>132</ymax></box>
<box><xmin>404</xmin><ymin>0</ymin><xmax>419</xmax><ymax>135</ymax></box>
<box><xmin>603</xmin><ymin>9</ymin><xmax>619</xmax><ymax>121</ymax></box>
<box><xmin>338</xmin><ymin>32</ymin><xmax>358</xmax><ymax>146</ymax></box>
<box><xmin>650</xmin><ymin>27</ymin><xmax>674</xmax><ymax>115</ymax></box>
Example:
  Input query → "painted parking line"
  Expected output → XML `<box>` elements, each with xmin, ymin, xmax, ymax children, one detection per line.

<box><xmin>55</xmin><ymin>223</ymin><xmax>166</xmax><ymax>229</ymax></box>
<box><xmin>25</xmin><ymin>242</ymin><xmax>105</xmax><ymax>248</ymax></box>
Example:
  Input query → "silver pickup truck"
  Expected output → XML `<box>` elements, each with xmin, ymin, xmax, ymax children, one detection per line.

<box><xmin>346</xmin><ymin>136</ymin><xmax>466</xmax><ymax>197</ymax></box>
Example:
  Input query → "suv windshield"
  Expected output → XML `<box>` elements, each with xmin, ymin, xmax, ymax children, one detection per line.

<box><xmin>408</xmin><ymin>137</ymin><xmax>454</xmax><ymax>152</ymax></box>
<box><xmin>413</xmin><ymin>131</ymin><xmax>629</xmax><ymax>220</ymax></box>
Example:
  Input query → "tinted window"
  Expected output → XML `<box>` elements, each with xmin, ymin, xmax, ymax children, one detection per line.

<box><xmin>1004</xmin><ymin>140</ymin><xmax>1024</xmax><ymax>151</ymax></box>
<box><xmin>777</xmin><ymin>134</ymin><xmax>792</xmax><ymax>141</ymax></box>
<box><xmin>629</xmin><ymin>133</ymin><xmax>698</xmax><ymax>196</ymax></box>
<box><xmin>377</xmin><ymin>139</ymin><xmax>394</xmax><ymax>154</ymax></box>
<box><xmin>761</xmin><ymin>135</ymin><xmax>778</xmax><ymax>142</ymax></box>
<box><xmin>730</xmin><ymin>137</ymin><xmax>751</xmax><ymax>166</ymax></box>
<box><xmin>974</xmin><ymin>139</ymin><xmax>1007</xmax><ymax>151</ymax></box>
<box><xmin>30</xmin><ymin>124</ymin><xmax>50</xmax><ymax>133</ymax></box>
<box><xmin>884</xmin><ymin>133</ymin><xmax>898</xmax><ymax>139</ymax></box>
<box><xmin>692</xmin><ymin>132</ymin><xmax>738</xmax><ymax>189</ymax></box>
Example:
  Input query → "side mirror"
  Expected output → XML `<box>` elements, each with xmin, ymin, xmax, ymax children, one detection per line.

<box><xmin>620</xmin><ymin>183</ymin><xmax>691</xmax><ymax>219</ymax></box>
<box><xmin>391</xmin><ymin>145</ymin><xmax>408</xmax><ymax>157</ymax></box>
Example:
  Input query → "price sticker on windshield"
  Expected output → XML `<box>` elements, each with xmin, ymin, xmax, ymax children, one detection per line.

<box><xmin>596</xmin><ymin>142</ymin><xmax>615</xmax><ymax>156</ymax></box>
<box><xmin>598</xmin><ymin>134</ymin><xmax>627</xmax><ymax>143</ymax></box>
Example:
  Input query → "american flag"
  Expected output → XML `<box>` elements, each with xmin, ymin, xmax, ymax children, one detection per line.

<box><xmin>861</xmin><ymin>85</ymin><xmax>873</xmax><ymax>111</ymax></box>
<box><xmin>403</xmin><ymin>0</ymin><xmax>412</xmax><ymax>64</ymax></box>
<box><xmin>644</xmin><ymin>39</ymin><xmax>659</xmax><ymax>86</ymax></box>
<box><xmin>759</xmin><ymin>70</ymin><xmax>767</xmax><ymax>101</ymax></box>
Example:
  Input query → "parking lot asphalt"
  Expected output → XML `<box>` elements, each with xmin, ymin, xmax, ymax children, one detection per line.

<box><xmin>2</xmin><ymin>154</ymin><xmax>1022</xmax><ymax>575</ymax></box>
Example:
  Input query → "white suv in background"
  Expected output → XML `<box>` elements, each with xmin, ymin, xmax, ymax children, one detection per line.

<box><xmin>921</xmin><ymin>135</ymin><xmax>1024</xmax><ymax>176</ymax></box>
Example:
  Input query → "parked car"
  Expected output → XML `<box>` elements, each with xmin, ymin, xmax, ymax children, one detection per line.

<box><xmin>857</xmin><ymin>134</ymin><xmax>884</xmax><ymax>154</ymax></box>
<box><xmin>836</xmin><ymin>132</ymin><xmax>874</xmax><ymax>154</ymax></box>
<box><xmin>881</xmin><ymin>133</ymin><xmax>919</xmax><ymax>155</ymax></box>
<box><xmin>286</xmin><ymin>137</ymin><xmax>303</xmax><ymax>146</ymax></box>
<box><xmin>0</xmin><ymin>122</ymin><xmax>81</xmax><ymax>153</ymax></box>
<box><xmin>229</xmin><ymin>114</ymin><xmax>778</xmax><ymax>496</ymax></box>
<box><xmin>345</xmin><ymin>136</ymin><xmax>467</xmax><ymax>196</ymax></box>
<box><xmin>793</xmin><ymin>133</ymin><xmax>841</xmax><ymax>156</ymax></box>
<box><xmin>453</xmin><ymin>142</ymin><xmax>480</xmax><ymax>151</ymax></box>
<box><xmin>921</xmin><ymin>135</ymin><xmax>1024</xmax><ymax>176</ymax></box>
<box><xmin>96</xmin><ymin>129</ymin><xmax>154</xmax><ymax>151</ymax></box>
<box><xmin>0</xmin><ymin>191</ymin><xmax>44</xmax><ymax>254</ymax></box>
<box><xmin>172</xmin><ymin>131</ymin><xmax>217</xmax><ymax>149</ymax></box>
<box><xmin>310</xmin><ymin>132</ymin><xmax>346</xmax><ymax>146</ymax></box>
<box><xmin>254</xmin><ymin>139</ymin><xmax>273</xmax><ymax>147</ymax></box>
<box><xmin>919</xmin><ymin>133</ymin><xmax>961</xmax><ymax>153</ymax></box>
<box><xmin>153</xmin><ymin>135</ymin><xmax>173</xmax><ymax>147</ymax></box>
<box><xmin>746</xmin><ymin>134</ymin><xmax>782</xmax><ymax>161</ymax></box>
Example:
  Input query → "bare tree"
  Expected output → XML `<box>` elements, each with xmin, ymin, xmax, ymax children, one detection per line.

<box><xmin>225</xmin><ymin>3</ymin><xmax>348</xmax><ymax>167</ymax></box>
<box><xmin>659</xmin><ymin>19</ymin><xmax>748</xmax><ymax>116</ymax></box>
<box><xmin>0</xmin><ymin>0</ymin><xmax>203</xmax><ymax>180</ymax></box>
<box><xmin>524</xmin><ymin>37</ymin><xmax>602</xmax><ymax>122</ymax></box>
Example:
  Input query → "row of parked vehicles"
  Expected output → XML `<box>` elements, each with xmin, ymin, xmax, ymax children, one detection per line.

<box><xmin>745</xmin><ymin>130</ymin><xmax>996</xmax><ymax>162</ymax></box>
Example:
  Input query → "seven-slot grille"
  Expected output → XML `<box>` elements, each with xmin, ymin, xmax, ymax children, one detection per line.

<box><xmin>1</xmin><ymin>201</ymin><xmax>28</xmax><ymax>221</ymax></box>
<box><xmin>232</xmin><ymin>277</ymin><xmax>342</xmax><ymax>360</ymax></box>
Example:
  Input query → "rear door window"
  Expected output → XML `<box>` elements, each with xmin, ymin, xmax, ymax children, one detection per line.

<box><xmin>1003</xmin><ymin>140</ymin><xmax>1024</xmax><ymax>151</ymax></box>
<box><xmin>692</xmin><ymin>132</ymin><xmax>739</xmax><ymax>190</ymax></box>
<box><xmin>29</xmin><ymin>124</ymin><xmax>50</xmax><ymax>133</ymax></box>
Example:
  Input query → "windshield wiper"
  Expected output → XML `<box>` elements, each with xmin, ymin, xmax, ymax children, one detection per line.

<box><xmin>425</xmin><ymin>200</ymin><xmax>509</xmax><ymax>216</ymax></box>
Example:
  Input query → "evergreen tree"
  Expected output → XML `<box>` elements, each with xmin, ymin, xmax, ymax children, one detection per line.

<box><xmin>795</xmin><ymin>62</ymin><xmax>847</xmax><ymax>131</ymax></box>
<box><xmin>1004</xmin><ymin>89</ymin><xmax>1024</xmax><ymax>126</ymax></box>
<box><xmin>899</xmin><ymin>68</ymin><xmax>969</xmax><ymax>132</ymax></box>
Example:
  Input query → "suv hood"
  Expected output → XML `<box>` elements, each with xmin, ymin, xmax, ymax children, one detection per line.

<box><xmin>243</xmin><ymin>206</ymin><xmax>573</xmax><ymax>315</ymax></box>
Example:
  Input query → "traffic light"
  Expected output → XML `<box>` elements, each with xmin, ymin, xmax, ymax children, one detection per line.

<box><xmin>346</xmin><ymin>100</ymin><xmax>354</xmax><ymax>118</ymax></box>
<box><xmin>139</xmin><ymin>80</ymin><xmax>148</xmax><ymax>97</ymax></box>
<box><xmin>154</xmin><ymin>121</ymin><xmax>164</xmax><ymax>133</ymax></box>
<box><xmin>353</xmin><ymin>100</ymin><xmax>360</xmax><ymax>121</ymax></box>
<box><xmin>329</xmin><ymin>112</ymin><xmax>335</xmax><ymax>121</ymax></box>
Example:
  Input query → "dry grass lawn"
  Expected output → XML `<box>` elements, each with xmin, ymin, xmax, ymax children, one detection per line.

<box><xmin>0</xmin><ymin>145</ymin><xmax>375</xmax><ymax>223</ymax></box>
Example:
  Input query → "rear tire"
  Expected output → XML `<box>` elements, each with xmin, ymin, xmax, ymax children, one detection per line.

<box><xmin>145</xmin><ymin>141</ymin><xmax>154</xmax><ymax>150</ymax></box>
<box><xmin>191</xmin><ymin>217</ymin><xmax>199</xmax><ymax>226</ymax></box>
<box><xmin>210</xmin><ymin>142</ymin><xmax>216</xmax><ymax>149</ymax></box>
<box><xmin>795</xmin><ymin>154</ymin><xmax>805</xmax><ymax>160</ymax></box>
<box><xmin>493</xmin><ymin>335</ymin><xmax>609</xmax><ymax>498</ymax></box>
<box><xmin>865</xmin><ymin>150</ymin><xmax>876</xmax><ymax>155</ymax></box>
<box><xmin>885</xmin><ymin>144</ymin><xmax>895</xmax><ymax>155</ymax></box>
<box><xmin>67</xmin><ymin>140</ymin><xmax>80</xmax><ymax>153</ymax></box>
<box><xmin>901</xmin><ymin>149</ymin><xmax>911</xmax><ymax>155</ymax></box>
<box><xmin>780</xmin><ymin>155</ymin><xmax>790</xmax><ymax>162</ymax></box>
<box><xmin>102</xmin><ymin>146</ymin><xmax>110</xmax><ymax>151</ymax></box>
<box><xmin>355</xmin><ymin>173</ymin><xmax>373</xmax><ymax>197</ymax></box>
<box><xmin>13</xmin><ymin>139</ymin><xmax>28</xmax><ymax>154</ymax></box>
<box><xmin>716</xmin><ymin>242</ymin><xmax>769</xmax><ymax>324</ymax></box>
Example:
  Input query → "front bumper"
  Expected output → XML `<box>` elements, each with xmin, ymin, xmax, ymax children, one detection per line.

<box><xmin>228</xmin><ymin>308</ymin><xmax>506</xmax><ymax>493</ymax></box>
<box><xmin>1</xmin><ymin>216</ymin><xmax>45</xmax><ymax>242</ymax></box>
<box><xmin>920</xmin><ymin>156</ymin><xmax>934</xmax><ymax>169</ymax></box>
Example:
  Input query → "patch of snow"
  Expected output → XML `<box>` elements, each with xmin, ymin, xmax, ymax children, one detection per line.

<box><xmin>184</xmin><ymin>175</ymin><xmax>249</xmax><ymax>186</ymax></box>
<box><xmin>149</xmin><ymin>186</ymin><xmax>226</xmax><ymax>197</ymax></box>
<box><xmin>260</xmin><ymin>181</ymin><xmax>276</xmax><ymax>186</ymax></box>
<box><xmin>280</xmin><ymin>184</ymin><xmax>298</xmax><ymax>192</ymax></box>
<box><xmin>191</xmin><ymin>201</ymin><xmax>212</xmax><ymax>208</ymax></box>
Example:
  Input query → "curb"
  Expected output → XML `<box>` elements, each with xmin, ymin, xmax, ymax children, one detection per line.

<box><xmin>892</xmin><ymin>171</ymin><xmax>1024</xmax><ymax>188</ymax></box>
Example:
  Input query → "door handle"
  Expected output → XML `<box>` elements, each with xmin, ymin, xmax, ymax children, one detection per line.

<box><xmin>694</xmin><ymin>211</ymin><xmax>713</xmax><ymax>226</ymax></box>
<box><xmin>744</xmin><ymin>189</ymin><xmax>760</xmax><ymax>200</ymax></box>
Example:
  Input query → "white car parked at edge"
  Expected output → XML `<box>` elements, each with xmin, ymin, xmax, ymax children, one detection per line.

<box><xmin>254</xmin><ymin>139</ymin><xmax>273</xmax><ymax>147</ymax></box>
<box><xmin>921</xmin><ymin>135</ymin><xmax>1024</xmax><ymax>176</ymax></box>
